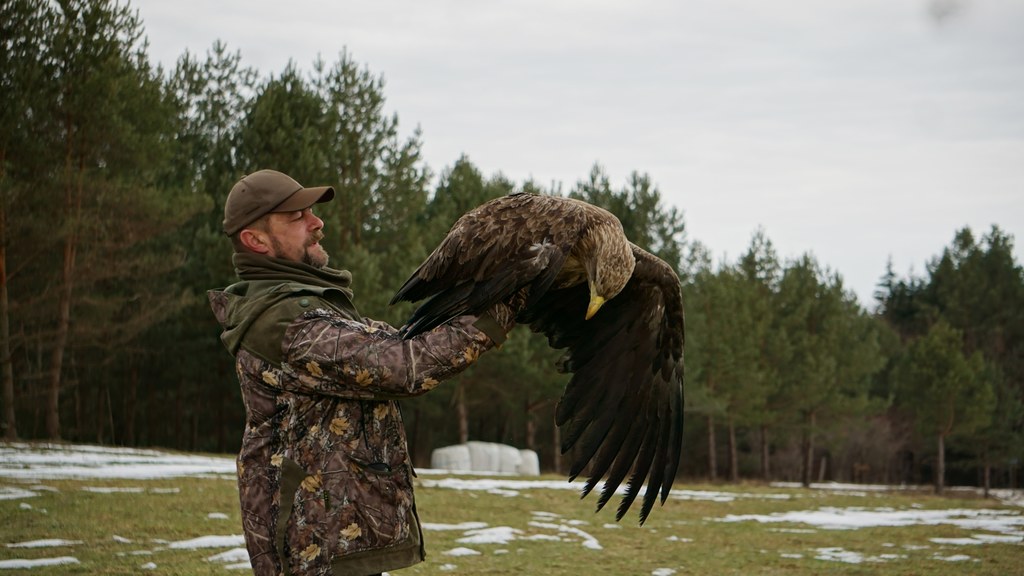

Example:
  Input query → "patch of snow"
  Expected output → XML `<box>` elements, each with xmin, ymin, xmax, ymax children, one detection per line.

<box><xmin>780</xmin><ymin>553</ymin><xmax>803</xmax><ymax>559</ymax></box>
<box><xmin>0</xmin><ymin>557</ymin><xmax>79</xmax><ymax>569</ymax></box>
<box><xmin>443</xmin><ymin>547</ymin><xmax>480</xmax><ymax>556</ymax></box>
<box><xmin>18</xmin><ymin>503</ymin><xmax>32</xmax><ymax>510</ymax></box>
<box><xmin>422</xmin><ymin>522</ymin><xmax>488</xmax><ymax>531</ymax></box>
<box><xmin>813</xmin><ymin>547</ymin><xmax>901</xmax><ymax>564</ymax></box>
<box><xmin>718</xmin><ymin>506</ymin><xmax>1024</xmax><ymax>538</ymax></box>
<box><xmin>487</xmin><ymin>488</ymin><xmax>520</xmax><ymax>497</ymax></box>
<box><xmin>813</xmin><ymin>547</ymin><xmax>866</xmax><ymax>564</ymax></box>
<box><xmin>29</xmin><ymin>485</ymin><xmax>58</xmax><ymax>492</ymax></box>
<box><xmin>420</xmin><ymin>477</ymin><xmax>791</xmax><ymax>503</ymax></box>
<box><xmin>773</xmin><ymin>482</ymin><xmax>1024</xmax><ymax>508</ymax></box>
<box><xmin>438</xmin><ymin>564</ymin><xmax>457</xmax><ymax>571</ymax></box>
<box><xmin>207</xmin><ymin>512</ymin><xmax>230</xmax><ymax>520</ymax></box>
<box><xmin>930</xmin><ymin>533</ymin><xmax>1024</xmax><ymax>545</ymax></box>
<box><xmin>671</xmin><ymin>489</ymin><xmax>792</xmax><ymax>503</ymax></box>
<box><xmin>931</xmin><ymin>537</ymin><xmax>984</xmax><ymax>545</ymax></box>
<box><xmin>457</xmin><ymin>527</ymin><xmax>521</xmax><ymax>545</ymax></box>
<box><xmin>6</xmin><ymin>539</ymin><xmax>82</xmax><ymax>548</ymax></box>
<box><xmin>0</xmin><ymin>486</ymin><xmax>38</xmax><ymax>500</ymax></box>
<box><xmin>522</xmin><ymin>534</ymin><xmax>562</xmax><ymax>541</ymax></box>
<box><xmin>934</xmin><ymin>554</ymin><xmax>972</xmax><ymax>562</ymax></box>
<box><xmin>207</xmin><ymin>548</ymin><xmax>250</xmax><ymax>563</ymax></box>
<box><xmin>0</xmin><ymin>443</ymin><xmax>235</xmax><ymax>480</ymax></box>
<box><xmin>972</xmin><ymin>533</ymin><xmax>1024</xmax><ymax>543</ymax></box>
<box><xmin>665</xmin><ymin>535</ymin><xmax>693</xmax><ymax>542</ymax></box>
<box><xmin>991</xmin><ymin>489</ymin><xmax>1024</xmax><ymax>507</ymax></box>
<box><xmin>112</xmin><ymin>535</ymin><xmax>132</xmax><ymax>543</ymax></box>
<box><xmin>652</xmin><ymin>569</ymin><xmax>677</xmax><ymax>576</ymax></box>
<box><xmin>140</xmin><ymin>562</ymin><xmax>157</xmax><ymax>570</ymax></box>
<box><xmin>420</xmin><ymin>477</ymin><xmax>578</xmax><ymax>493</ymax></box>
<box><xmin>82</xmin><ymin>486</ymin><xmax>145</xmax><ymax>493</ymax></box>
<box><xmin>226</xmin><ymin>562</ymin><xmax>252</xmax><ymax>570</ymax></box>
<box><xmin>531</xmin><ymin>511</ymin><xmax>560</xmax><ymax>518</ymax></box>
<box><xmin>529</xmin><ymin>521</ymin><xmax>602</xmax><ymax>550</ymax></box>
<box><xmin>602</xmin><ymin>523</ymin><xmax>621</xmax><ymax>529</ymax></box>
<box><xmin>166</xmin><ymin>535</ymin><xmax>245</xmax><ymax>549</ymax></box>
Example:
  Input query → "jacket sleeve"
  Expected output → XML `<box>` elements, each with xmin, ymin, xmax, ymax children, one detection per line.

<box><xmin>277</xmin><ymin>308</ymin><xmax>496</xmax><ymax>399</ymax></box>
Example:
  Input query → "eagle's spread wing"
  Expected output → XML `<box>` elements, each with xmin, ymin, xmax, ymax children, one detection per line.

<box><xmin>519</xmin><ymin>244</ymin><xmax>684</xmax><ymax>523</ymax></box>
<box><xmin>391</xmin><ymin>194</ymin><xmax>685</xmax><ymax>524</ymax></box>
<box><xmin>391</xmin><ymin>194</ymin><xmax>586</xmax><ymax>337</ymax></box>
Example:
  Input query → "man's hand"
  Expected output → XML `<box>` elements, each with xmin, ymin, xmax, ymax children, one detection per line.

<box><xmin>473</xmin><ymin>290</ymin><xmax>528</xmax><ymax>345</ymax></box>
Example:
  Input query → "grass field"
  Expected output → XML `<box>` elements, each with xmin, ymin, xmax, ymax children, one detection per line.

<box><xmin>1</xmin><ymin>445</ymin><xmax>1022</xmax><ymax>575</ymax></box>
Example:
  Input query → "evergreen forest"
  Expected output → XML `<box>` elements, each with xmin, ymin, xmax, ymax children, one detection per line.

<box><xmin>2</xmin><ymin>0</ymin><xmax>1022</xmax><ymax>495</ymax></box>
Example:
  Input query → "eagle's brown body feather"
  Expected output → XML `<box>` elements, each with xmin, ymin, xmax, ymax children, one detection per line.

<box><xmin>391</xmin><ymin>193</ymin><xmax>685</xmax><ymax>524</ymax></box>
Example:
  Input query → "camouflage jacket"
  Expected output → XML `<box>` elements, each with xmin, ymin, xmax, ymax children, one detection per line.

<box><xmin>209</xmin><ymin>254</ymin><xmax>504</xmax><ymax>576</ymax></box>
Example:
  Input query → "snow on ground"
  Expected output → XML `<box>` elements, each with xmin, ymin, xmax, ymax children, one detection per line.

<box><xmin>718</xmin><ymin>506</ymin><xmax>1024</xmax><ymax>539</ymax></box>
<box><xmin>6</xmin><ymin>539</ymin><xmax>82</xmax><ymax>548</ymax></box>
<box><xmin>419</xmin><ymin>476</ymin><xmax>795</xmax><ymax>503</ymax></box>
<box><xmin>2</xmin><ymin>442</ymin><xmax>1022</xmax><ymax>571</ymax></box>
<box><xmin>0</xmin><ymin>487</ymin><xmax>38</xmax><ymax>501</ymax></box>
<box><xmin>0</xmin><ymin>556</ymin><xmax>79</xmax><ymax>569</ymax></box>
<box><xmin>165</xmin><ymin>535</ymin><xmax>246</xmax><ymax>550</ymax></box>
<box><xmin>0</xmin><ymin>442</ymin><xmax>235</xmax><ymax>480</ymax></box>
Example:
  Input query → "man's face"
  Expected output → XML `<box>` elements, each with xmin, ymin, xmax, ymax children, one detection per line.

<box><xmin>264</xmin><ymin>207</ymin><xmax>330</xmax><ymax>268</ymax></box>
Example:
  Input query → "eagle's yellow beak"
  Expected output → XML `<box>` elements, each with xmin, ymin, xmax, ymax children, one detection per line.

<box><xmin>585</xmin><ymin>295</ymin><xmax>606</xmax><ymax>320</ymax></box>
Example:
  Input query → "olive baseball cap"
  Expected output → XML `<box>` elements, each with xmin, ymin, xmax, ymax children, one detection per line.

<box><xmin>223</xmin><ymin>169</ymin><xmax>335</xmax><ymax>235</ymax></box>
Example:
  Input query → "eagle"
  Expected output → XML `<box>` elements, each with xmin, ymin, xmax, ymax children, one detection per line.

<box><xmin>391</xmin><ymin>192</ymin><xmax>684</xmax><ymax>524</ymax></box>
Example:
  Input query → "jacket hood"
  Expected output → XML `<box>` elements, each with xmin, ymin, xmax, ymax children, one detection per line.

<box><xmin>209</xmin><ymin>254</ymin><xmax>358</xmax><ymax>356</ymax></box>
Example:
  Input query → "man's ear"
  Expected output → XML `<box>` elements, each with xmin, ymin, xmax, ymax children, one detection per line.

<box><xmin>239</xmin><ymin>228</ymin><xmax>272</xmax><ymax>254</ymax></box>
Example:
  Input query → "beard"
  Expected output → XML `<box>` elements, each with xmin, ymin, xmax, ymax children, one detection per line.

<box><xmin>304</xmin><ymin>244</ymin><xmax>329</xmax><ymax>268</ymax></box>
<box><xmin>303</xmin><ymin>230</ymin><xmax>329</xmax><ymax>268</ymax></box>
<box><xmin>269</xmin><ymin>231</ymin><xmax>330</xmax><ymax>268</ymax></box>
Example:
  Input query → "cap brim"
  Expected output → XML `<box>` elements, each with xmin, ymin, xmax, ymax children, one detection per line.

<box><xmin>272</xmin><ymin>186</ymin><xmax>335</xmax><ymax>212</ymax></box>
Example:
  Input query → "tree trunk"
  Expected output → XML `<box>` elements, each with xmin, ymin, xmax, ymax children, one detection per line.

<box><xmin>525</xmin><ymin>405</ymin><xmax>536</xmax><ymax>451</ymax></box>
<box><xmin>0</xmin><ymin>199</ymin><xmax>16</xmax><ymax>441</ymax></box>
<box><xmin>728</xmin><ymin>418</ymin><xmax>739</xmax><ymax>482</ymax></box>
<box><xmin>760</xmin><ymin>425</ymin><xmax>770</xmax><ymax>481</ymax></box>
<box><xmin>125</xmin><ymin>364</ymin><xmax>137</xmax><ymax>445</ymax></box>
<box><xmin>47</xmin><ymin>151</ymin><xmax>82</xmax><ymax>440</ymax></box>
<box><xmin>982</xmin><ymin>454</ymin><xmax>991</xmax><ymax>499</ymax></box>
<box><xmin>95</xmin><ymin>383</ymin><xmax>106</xmax><ymax>444</ymax></box>
<box><xmin>46</xmin><ymin>232</ymin><xmax>75</xmax><ymax>440</ymax></box>
<box><xmin>707</xmin><ymin>414</ymin><xmax>717</xmax><ymax>481</ymax></box>
<box><xmin>552</xmin><ymin>423</ymin><xmax>562</xmax><ymax>475</ymax></box>
<box><xmin>801</xmin><ymin>411</ymin><xmax>815</xmax><ymax>488</ymax></box>
<box><xmin>936</xmin><ymin>433</ymin><xmax>946</xmax><ymax>495</ymax></box>
<box><xmin>455</xmin><ymin>384</ymin><xmax>468</xmax><ymax>444</ymax></box>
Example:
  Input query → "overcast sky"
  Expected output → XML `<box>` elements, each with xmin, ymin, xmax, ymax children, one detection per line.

<box><xmin>130</xmin><ymin>0</ymin><xmax>1024</xmax><ymax>306</ymax></box>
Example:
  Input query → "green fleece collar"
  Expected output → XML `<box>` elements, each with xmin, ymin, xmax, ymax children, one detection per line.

<box><xmin>210</xmin><ymin>254</ymin><xmax>360</xmax><ymax>359</ymax></box>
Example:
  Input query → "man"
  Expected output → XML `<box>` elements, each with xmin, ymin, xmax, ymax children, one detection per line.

<box><xmin>208</xmin><ymin>169</ymin><xmax>513</xmax><ymax>575</ymax></box>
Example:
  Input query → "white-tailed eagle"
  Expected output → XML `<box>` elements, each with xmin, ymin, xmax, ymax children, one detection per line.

<box><xmin>391</xmin><ymin>192</ymin><xmax>685</xmax><ymax>524</ymax></box>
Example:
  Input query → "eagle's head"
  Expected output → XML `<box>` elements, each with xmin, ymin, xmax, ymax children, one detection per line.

<box><xmin>585</xmin><ymin>223</ymin><xmax>636</xmax><ymax>320</ymax></box>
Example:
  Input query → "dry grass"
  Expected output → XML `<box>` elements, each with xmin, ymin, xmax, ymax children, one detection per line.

<box><xmin>1</xmin><ymin>471</ymin><xmax>1021</xmax><ymax>575</ymax></box>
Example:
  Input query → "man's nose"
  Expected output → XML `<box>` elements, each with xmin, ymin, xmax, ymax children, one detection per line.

<box><xmin>307</xmin><ymin>211</ymin><xmax>324</xmax><ymax>229</ymax></box>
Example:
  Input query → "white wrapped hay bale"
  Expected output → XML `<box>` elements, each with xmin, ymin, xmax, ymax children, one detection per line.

<box><xmin>430</xmin><ymin>444</ymin><xmax>471</xmax><ymax>472</ymax></box>
<box><xmin>516</xmin><ymin>449</ymin><xmax>540</xmax><ymax>476</ymax></box>
<box><xmin>496</xmin><ymin>444</ymin><xmax>523</xmax><ymax>474</ymax></box>
<box><xmin>466</xmin><ymin>441</ymin><xmax>500</xmax><ymax>472</ymax></box>
<box><xmin>431</xmin><ymin>442</ymin><xmax>540</xmax><ymax>475</ymax></box>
